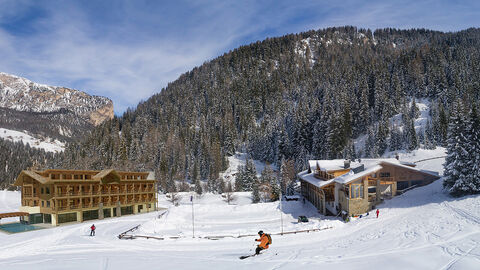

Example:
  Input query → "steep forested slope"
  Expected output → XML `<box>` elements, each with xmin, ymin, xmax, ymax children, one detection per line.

<box><xmin>60</xmin><ymin>27</ymin><xmax>480</xmax><ymax>192</ymax></box>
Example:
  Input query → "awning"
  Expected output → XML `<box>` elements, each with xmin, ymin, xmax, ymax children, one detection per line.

<box><xmin>0</xmin><ymin>212</ymin><xmax>29</xmax><ymax>219</ymax></box>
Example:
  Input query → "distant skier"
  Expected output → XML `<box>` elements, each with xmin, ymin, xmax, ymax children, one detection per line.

<box><xmin>90</xmin><ymin>224</ymin><xmax>96</xmax><ymax>236</ymax></box>
<box><xmin>255</xmin><ymin>230</ymin><xmax>271</xmax><ymax>254</ymax></box>
<box><xmin>376</xmin><ymin>209</ymin><xmax>380</xmax><ymax>218</ymax></box>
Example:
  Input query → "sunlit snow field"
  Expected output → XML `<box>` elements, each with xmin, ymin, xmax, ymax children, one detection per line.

<box><xmin>1</xmin><ymin>149</ymin><xmax>479</xmax><ymax>269</ymax></box>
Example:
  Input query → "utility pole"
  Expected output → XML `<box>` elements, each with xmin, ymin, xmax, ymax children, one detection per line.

<box><xmin>191</xmin><ymin>195</ymin><xmax>195</xmax><ymax>238</ymax></box>
<box><xmin>280</xmin><ymin>189</ymin><xmax>284</xmax><ymax>235</ymax></box>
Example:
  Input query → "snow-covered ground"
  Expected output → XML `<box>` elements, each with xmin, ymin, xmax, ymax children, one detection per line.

<box><xmin>139</xmin><ymin>192</ymin><xmax>333</xmax><ymax>238</ymax></box>
<box><xmin>0</xmin><ymin>128</ymin><xmax>65</xmax><ymax>153</ymax></box>
<box><xmin>220</xmin><ymin>152</ymin><xmax>277</xmax><ymax>185</ymax></box>
<box><xmin>355</xmin><ymin>98</ymin><xmax>432</xmax><ymax>153</ymax></box>
<box><xmin>1</xmin><ymin>150</ymin><xmax>479</xmax><ymax>269</ymax></box>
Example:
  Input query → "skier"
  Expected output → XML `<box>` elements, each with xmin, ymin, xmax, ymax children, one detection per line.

<box><xmin>376</xmin><ymin>209</ymin><xmax>380</xmax><ymax>218</ymax></box>
<box><xmin>255</xmin><ymin>230</ymin><xmax>271</xmax><ymax>255</ymax></box>
<box><xmin>90</xmin><ymin>224</ymin><xmax>96</xmax><ymax>236</ymax></box>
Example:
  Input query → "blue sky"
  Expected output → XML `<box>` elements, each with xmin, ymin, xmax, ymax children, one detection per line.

<box><xmin>0</xmin><ymin>0</ymin><xmax>479</xmax><ymax>114</ymax></box>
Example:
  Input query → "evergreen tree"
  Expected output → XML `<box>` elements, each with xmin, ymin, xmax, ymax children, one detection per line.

<box><xmin>389</xmin><ymin>125</ymin><xmax>403</xmax><ymax>151</ymax></box>
<box><xmin>467</xmin><ymin>107</ymin><xmax>480</xmax><ymax>193</ymax></box>
<box><xmin>443</xmin><ymin>100</ymin><xmax>470</xmax><ymax>195</ymax></box>
<box><xmin>423</xmin><ymin>120</ymin><xmax>436</xmax><ymax>149</ymax></box>
<box><xmin>243</xmin><ymin>159</ymin><xmax>258</xmax><ymax>191</ymax></box>
<box><xmin>251</xmin><ymin>178</ymin><xmax>261</xmax><ymax>203</ymax></box>
<box><xmin>460</xmin><ymin>107</ymin><xmax>480</xmax><ymax>194</ymax></box>
<box><xmin>364</xmin><ymin>127</ymin><xmax>377</xmax><ymax>157</ymax></box>
<box><xmin>234</xmin><ymin>165</ymin><xmax>245</xmax><ymax>191</ymax></box>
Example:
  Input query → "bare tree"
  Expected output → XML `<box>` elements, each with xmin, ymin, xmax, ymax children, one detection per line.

<box><xmin>223</xmin><ymin>181</ymin><xmax>236</xmax><ymax>205</ymax></box>
<box><xmin>167</xmin><ymin>192</ymin><xmax>182</xmax><ymax>206</ymax></box>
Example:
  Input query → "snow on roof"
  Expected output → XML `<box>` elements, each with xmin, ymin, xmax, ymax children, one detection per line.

<box><xmin>357</xmin><ymin>158</ymin><xmax>416</xmax><ymax>168</ymax></box>
<box><xmin>334</xmin><ymin>165</ymin><xmax>383</xmax><ymax>184</ymax></box>
<box><xmin>379</xmin><ymin>161</ymin><xmax>439</xmax><ymax>177</ymax></box>
<box><xmin>298</xmin><ymin>170</ymin><xmax>336</xmax><ymax>188</ymax></box>
<box><xmin>301</xmin><ymin>158</ymin><xmax>438</xmax><ymax>188</ymax></box>
<box><xmin>308</xmin><ymin>160</ymin><xmax>363</xmax><ymax>172</ymax></box>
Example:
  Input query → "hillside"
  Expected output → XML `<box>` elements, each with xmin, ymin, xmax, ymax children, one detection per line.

<box><xmin>0</xmin><ymin>72</ymin><xmax>113</xmax><ymax>188</ymax></box>
<box><xmin>0</xmin><ymin>153</ymin><xmax>479</xmax><ymax>269</ymax></box>
<box><xmin>60</xmin><ymin>27</ymin><xmax>480</xmax><ymax>192</ymax></box>
<box><xmin>0</xmin><ymin>72</ymin><xmax>113</xmax><ymax>141</ymax></box>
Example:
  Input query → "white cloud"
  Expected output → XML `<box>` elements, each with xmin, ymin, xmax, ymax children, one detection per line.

<box><xmin>0</xmin><ymin>0</ymin><xmax>479</xmax><ymax>114</ymax></box>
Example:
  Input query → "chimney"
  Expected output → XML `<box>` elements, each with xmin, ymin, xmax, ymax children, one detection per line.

<box><xmin>344</xmin><ymin>159</ymin><xmax>351</xmax><ymax>169</ymax></box>
<box><xmin>395</xmin><ymin>153</ymin><xmax>399</xmax><ymax>160</ymax></box>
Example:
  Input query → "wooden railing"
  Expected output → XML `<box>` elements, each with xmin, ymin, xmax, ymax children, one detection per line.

<box><xmin>53</xmin><ymin>189</ymin><xmax>155</xmax><ymax>197</ymax></box>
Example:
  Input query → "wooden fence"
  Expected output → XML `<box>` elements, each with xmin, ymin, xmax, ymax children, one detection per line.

<box><xmin>118</xmin><ymin>225</ymin><xmax>333</xmax><ymax>241</ymax></box>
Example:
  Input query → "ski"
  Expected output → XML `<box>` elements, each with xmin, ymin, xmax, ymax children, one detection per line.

<box><xmin>239</xmin><ymin>253</ymin><xmax>261</xmax><ymax>260</ymax></box>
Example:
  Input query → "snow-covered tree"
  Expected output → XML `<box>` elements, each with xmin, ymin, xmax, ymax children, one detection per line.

<box><xmin>466</xmin><ymin>107</ymin><xmax>480</xmax><ymax>193</ymax></box>
<box><xmin>443</xmin><ymin>100</ymin><xmax>470</xmax><ymax>196</ymax></box>
<box><xmin>251</xmin><ymin>178</ymin><xmax>261</xmax><ymax>203</ymax></box>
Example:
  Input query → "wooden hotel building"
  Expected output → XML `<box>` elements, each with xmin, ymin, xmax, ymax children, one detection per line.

<box><xmin>298</xmin><ymin>159</ymin><xmax>440</xmax><ymax>218</ymax></box>
<box><xmin>14</xmin><ymin>169</ymin><xmax>157</xmax><ymax>226</ymax></box>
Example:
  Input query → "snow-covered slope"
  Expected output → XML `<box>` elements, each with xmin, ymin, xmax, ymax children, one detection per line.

<box><xmin>0</xmin><ymin>128</ymin><xmax>64</xmax><ymax>153</ymax></box>
<box><xmin>355</xmin><ymin>98</ymin><xmax>433</xmax><ymax>154</ymax></box>
<box><xmin>220</xmin><ymin>152</ymin><xmax>277</xmax><ymax>185</ymax></box>
<box><xmin>0</xmin><ymin>151</ymin><xmax>478</xmax><ymax>269</ymax></box>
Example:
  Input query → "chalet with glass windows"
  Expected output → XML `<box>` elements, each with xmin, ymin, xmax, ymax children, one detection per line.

<box><xmin>14</xmin><ymin>169</ymin><xmax>157</xmax><ymax>226</ymax></box>
<box><xmin>298</xmin><ymin>159</ymin><xmax>440</xmax><ymax>217</ymax></box>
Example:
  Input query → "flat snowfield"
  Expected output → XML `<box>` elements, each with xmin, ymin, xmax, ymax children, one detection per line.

<box><xmin>1</xmin><ymin>152</ymin><xmax>479</xmax><ymax>269</ymax></box>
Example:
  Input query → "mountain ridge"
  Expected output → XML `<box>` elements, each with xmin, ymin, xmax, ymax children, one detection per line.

<box><xmin>0</xmin><ymin>72</ymin><xmax>114</xmax><ymax>126</ymax></box>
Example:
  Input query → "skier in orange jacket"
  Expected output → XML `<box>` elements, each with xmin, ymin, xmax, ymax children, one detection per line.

<box><xmin>255</xmin><ymin>230</ymin><xmax>270</xmax><ymax>254</ymax></box>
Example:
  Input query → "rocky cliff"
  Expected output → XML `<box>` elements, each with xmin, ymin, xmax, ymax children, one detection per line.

<box><xmin>0</xmin><ymin>72</ymin><xmax>113</xmax><ymax>126</ymax></box>
<box><xmin>0</xmin><ymin>72</ymin><xmax>113</xmax><ymax>145</ymax></box>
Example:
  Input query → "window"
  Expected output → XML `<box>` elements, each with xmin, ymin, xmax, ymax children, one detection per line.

<box><xmin>380</xmin><ymin>172</ymin><xmax>391</xmax><ymax>178</ymax></box>
<box><xmin>41</xmin><ymin>188</ymin><xmax>44</xmax><ymax>194</ymax></box>
<box><xmin>47</xmin><ymin>201</ymin><xmax>50</xmax><ymax>207</ymax></box>
<box><xmin>83</xmin><ymin>210</ymin><xmax>99</xmax><ymax>221</ymax></box>
<box><xmin>46</xmin><ymin>187</ymin><xmax>50</xmax><ymax>194</ymax></box>
<box><xmin>350</xmin><ymin>184</ymin><xmax>364</xmax><ymax>199</ymax></box>
<box><xmin>121</xmin><ymin>206</ymin><xmax>134</xmax><ymax>215</ymax></box>
<box><xmin>42</xmin><ymin>201</ymin><xmax>44</xmax><ymax>207</ymax></box>
<box><xmin>58</xmin><ymin>213</ymin><xmax>77</xmax><ymax>224</ymax></box>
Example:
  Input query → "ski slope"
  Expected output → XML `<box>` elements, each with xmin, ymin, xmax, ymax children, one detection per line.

<box><xmin>0</xmin><ymin>128</ymin><xmax>65</xmax><ymax>153</ymax></box>
<box><xmin>0</xmin><ymin>150</ymin><xmax>479</xmax><ymax>269</ymax></box>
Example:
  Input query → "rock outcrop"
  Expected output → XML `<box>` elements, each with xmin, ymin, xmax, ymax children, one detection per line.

<box><xmin>0</xmin><ymin>72</ymin><xmax>113</xmax><ymax>126</ymax></box>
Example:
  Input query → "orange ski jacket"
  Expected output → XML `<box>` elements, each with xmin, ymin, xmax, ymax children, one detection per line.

<box><xmin>256</xmin><ymin>234</ymin><xmax>269</xmax><ymax>249</ymax></box>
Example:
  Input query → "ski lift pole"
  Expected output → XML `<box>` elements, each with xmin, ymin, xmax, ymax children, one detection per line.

<box><xmin>191</xmin><ymin>195</ymin><xmax>195</xmax><ymax>238</ymax></box>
